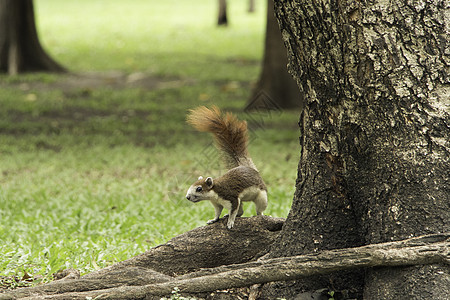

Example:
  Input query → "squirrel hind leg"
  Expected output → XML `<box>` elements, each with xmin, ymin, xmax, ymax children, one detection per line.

<box><xmin>227</xmin><ymin>199</ymin><xmax>241</xmax><ymax>229</ymax></box>
<box><xmin>254</xmin><ymin>190</ymin><xmax>268</xmax><ymax>216</ymax></box>
<box><xmin>224</xmin><ymin>202</ymin><xmax>243</xmax><ymax>218</ymax></box>
<box><xmin>237</xmin><ymin>203</ymin><xmax>244</xmax><ymax>217</ymax></box>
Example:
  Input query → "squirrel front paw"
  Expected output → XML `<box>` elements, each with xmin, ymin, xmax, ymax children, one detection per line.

<box><xmin>206</xmin><ymin>218</ymin><xmax>219</xmax><ymax>225</ymax></box>
<box><xmin>227</xmin><ymin>220</ymin><xmax>234</xmax><ymax>229</ymax></box>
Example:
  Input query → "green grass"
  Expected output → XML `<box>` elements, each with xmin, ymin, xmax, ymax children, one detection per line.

<box><xmin>0</xmin><ymin>0</ymin><xmax>300</xmax><ymax>286</ymax></box>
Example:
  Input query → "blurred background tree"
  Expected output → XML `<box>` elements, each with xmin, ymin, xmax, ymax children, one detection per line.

<box><xmin>0</xmin><ymin>0</ymin><xmax>65</xmax><ymax>74</ymax></box>
<box><xmin>217</xmin><ymin>0</ymin><xmax>227</xmax><ymax>26</ymax></box>
<box><xmin>248</xmin><ymin>0</ymin><xmax>302</xmax><ymax>110</ymax></box>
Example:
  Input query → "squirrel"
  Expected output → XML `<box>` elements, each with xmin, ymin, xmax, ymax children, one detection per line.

<box><xmin>185</xmin><ymin>106</ymin><xmax>267</xmax><ymax>229</ymax></box>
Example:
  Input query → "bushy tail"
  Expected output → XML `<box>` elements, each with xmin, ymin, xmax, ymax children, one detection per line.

<box><xmin>187</xmin><ymin>106</ymin><xmax>256</xmax><ymax>170</ymax></box>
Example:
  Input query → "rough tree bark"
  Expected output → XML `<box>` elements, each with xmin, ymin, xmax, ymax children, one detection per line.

<box><xmin>1</xmin><ymin>231</ymin><xmax>447</xmax><ymax>299</ymax></box>
<box><xmin>262</xmin><ymin>0</ymin><xmax>449</xmax><ymax>299</ymax></box>
<box><xmin>217</xmin><ymin>0</ymin><xmax>228</xmax><ymax>26</ymax></box>
<box><xmin>0</xmin><ymin>0</ymin><xmax>65</xmax><ymax>74</ymax></box>
<box><xmin>248</xmin><ymin>0</ymin><xmax>302</xmax><ymax>110</ymax></box>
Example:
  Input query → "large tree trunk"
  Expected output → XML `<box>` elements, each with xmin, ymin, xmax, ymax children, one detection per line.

<box><xmin>264</xmin><ymin>0</ymin><xmax>449</xmax><ymax>298</ymax></box>
<box><xmin>0</xmin><ymin>0</ymin><xmax>65</xmax><ymax>74</ymax></box>
<box><xmin>248</xmin><ymin>0</ymin><xmax>302</xmax><ymax>110</ymax></box>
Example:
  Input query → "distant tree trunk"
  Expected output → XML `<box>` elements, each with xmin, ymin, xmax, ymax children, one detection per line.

<box><xmin>0</xmin><ymin>0</ymin><xmax>65</xmax><ymax>75</ymax></box>
<box><xmin>217</xmin><ymin>0</ymin><xmax>228</xmax><ymax>26</ymax></box>
<box><xmin>248</xmin><ymin>0</ymin><xmax>255</xmax><ymax>13</ymax></box>
<box><xmin>247</xmin><ymin>0</ymin><xmax>302</xmax><ymax>110</ymax></box>
<box><xmin>262</xmin><ymin>0</ymin><xmax>450</xmax><ymax>299</ymax></box>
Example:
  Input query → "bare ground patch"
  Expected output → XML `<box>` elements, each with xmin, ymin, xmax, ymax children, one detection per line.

<box><xmin>2</xmin><ymin>71</ymin><xmax>194</xmax><ymax>93</ymax></box>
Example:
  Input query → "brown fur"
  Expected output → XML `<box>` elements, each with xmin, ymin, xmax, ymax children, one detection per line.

<box><xmin>191</xmin><ymin>166</ymin><xmax>266</xmax><ymax>202</ymax></box>
<box><xmin>213</xmin><ymin>166</ymin><xmax>266</xmax><ymax>201</ymax></box>
<box><xmin>187</xmin><ymin>106</ymin><xmax>256</xmax><ymax>170</ymax></box>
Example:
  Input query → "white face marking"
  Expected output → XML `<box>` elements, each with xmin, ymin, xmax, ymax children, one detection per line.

<box><xmin>185</xmin><ymin>184</ymin><xmax>218</xmax><ymax>203</ymax></box>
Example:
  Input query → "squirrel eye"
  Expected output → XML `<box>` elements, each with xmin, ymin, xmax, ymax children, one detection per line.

<box><xmin>196</xmin><ymin>186</ymin><xmax>202</xmax><ymax>193</ymax></box>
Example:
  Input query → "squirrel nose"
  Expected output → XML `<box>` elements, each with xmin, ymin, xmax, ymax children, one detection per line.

<box><xmin>186</xmin><ymin>195</ymin><xmax>191</xmax><ymax>200</ymax></box>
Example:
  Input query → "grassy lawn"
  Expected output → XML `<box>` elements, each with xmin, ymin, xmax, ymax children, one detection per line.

<box><xmin>0</xmin><ymin>0</ymin><xmax>300</xmax><ymax>286</ymax></box>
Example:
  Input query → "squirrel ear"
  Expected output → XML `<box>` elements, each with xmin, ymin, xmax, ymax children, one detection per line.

<box><xmin>205</xmin><ymin>177</ymin><xmax>213</xmax><ymax>187</ymax></box>
<box><xmin>198</xmin><ymin>176</ymin><xmax>203</xmax><ymax>180</ymax></box>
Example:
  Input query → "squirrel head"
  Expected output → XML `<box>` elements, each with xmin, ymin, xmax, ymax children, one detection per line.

<box><xmin>186</xmin><ymin>176</ymin><xmax>216</xmax><ymax>202</ymax></box>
